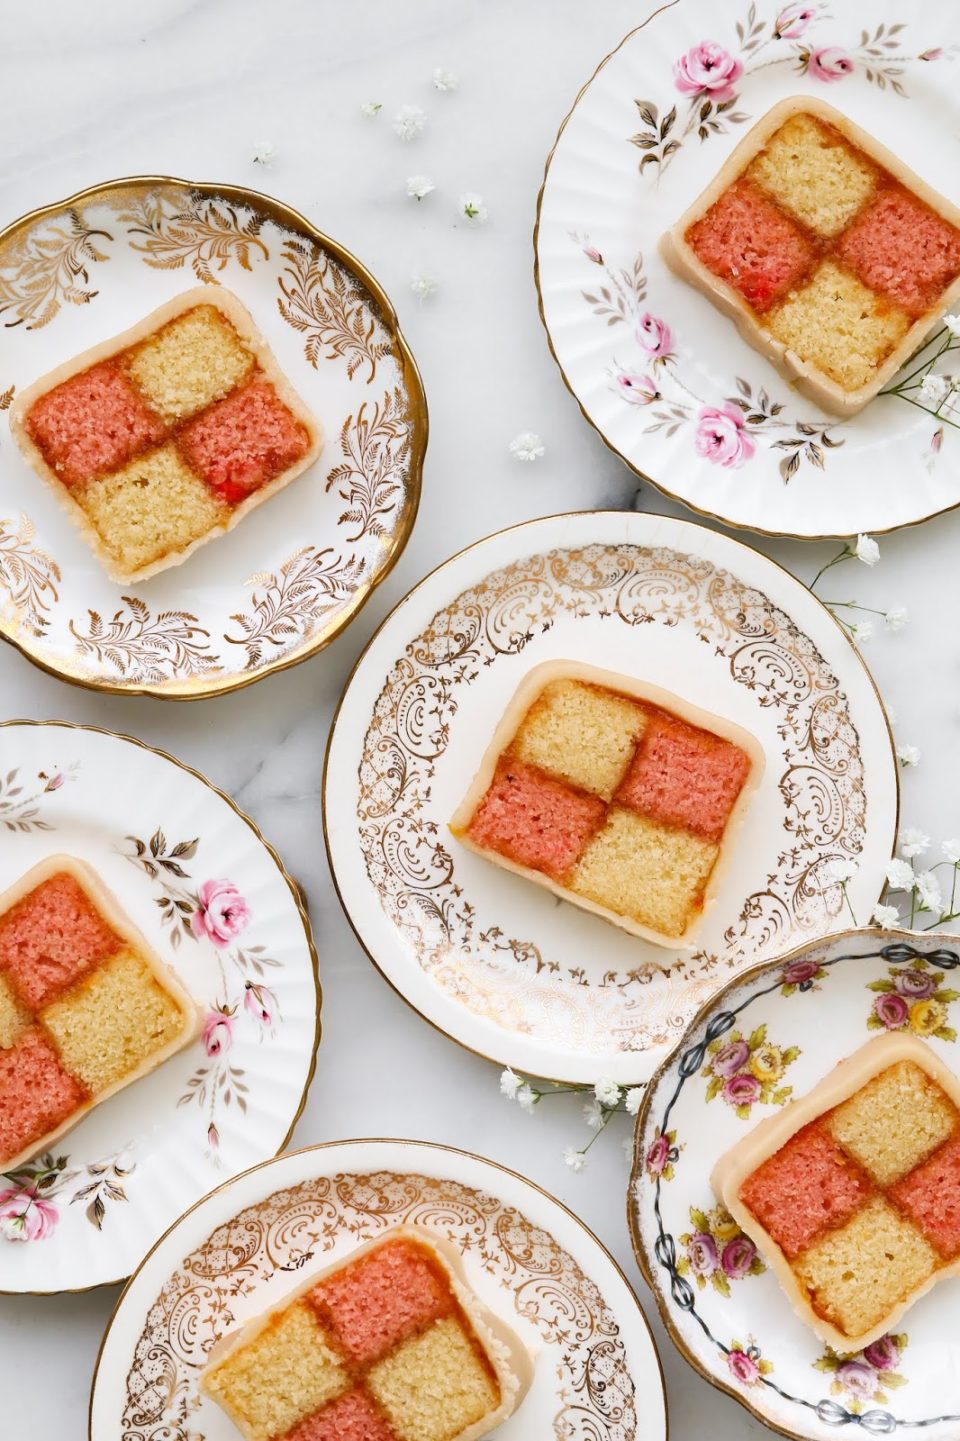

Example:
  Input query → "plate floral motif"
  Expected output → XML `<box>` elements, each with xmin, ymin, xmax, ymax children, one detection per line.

<box><xmin>88</xmin><ymin>1141</ymin><xmax>668</xmax><ymax>1441</ymax></box>
<box><xmin>0</xmin><ymin>178</ymin><xmax>425</xmax><ymax>697</ymax></box>
<box><xmin>631</xmin><ymin>931</ymin><xmax>960</xmax><ymax>1440</ymax></box>
<box><xmin>325</xmin><ymin>512</ymin><xmax>896</xmax><ymax>1084</ymax></box>
<box><xmin>0</xmin><ymin>721</ymin><xmax>319</xmax><ymax>1294</ymax></box>
<box><xmin>536</xmin><ymin>0</ymin><xmax>960</xmax><ymax>537</ymax></box>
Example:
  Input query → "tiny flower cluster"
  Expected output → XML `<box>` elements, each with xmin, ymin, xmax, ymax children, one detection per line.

<box><xmin>499</xmin><ymin>1068</ymin><xmax>642</xmax><ymax>1172</ymax></box>
<box><xmin>874</xmin><ymin>834</ymin><xmax>960</xmax><ymax>932</ymax></box>
<box><xmin>809</xmin><ymin>535</ymin><xmax>908</xmax><ymax>644</ymax></box>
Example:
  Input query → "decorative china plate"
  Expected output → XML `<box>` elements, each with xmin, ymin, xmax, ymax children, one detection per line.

<box><xmin>0</xmin><ymin>177</ymin><xmax>425</xmax><ymax>698</ymax></box>
<box><xmin>535</xmin><ymin>0</ymin><xmax>960</xmax><ymax>538</ymax></box>
<box><xmin>323</xmin><ymin>510</ymin><xmax>897</xmax><ymax>1085</ymax></box>
<box><xmin>630</xmin><ymin>929</ymin><xmax>960</xmax><ymax>1441</ymax></box>
<box><xmin>0</xmin><ymin>721</ymin><xmax>319</xmax><ymax>1293</ymax></box>
<box><xmin>88</xmin><ymin>1138</ymin><xmax>668</xmax><ymax>1441</ymax></box>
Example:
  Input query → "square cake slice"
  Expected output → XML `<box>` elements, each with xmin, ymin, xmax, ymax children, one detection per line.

<box><xmin>661</xmin><ymin>97</ymin><xmax>960</xmax><ymax>416</ymax></box>
<box><xmin>9</xmin><ymin>287</ymin><xmax>323</xmax><ymax>582</ymax></box>
<box><xmin>200</xmin><ymin>1228</ymin><xmax>533</xmax><ymax>1441</ymax></box>
<box><xmin>448</xmin><ymin>661</ymin><xmax>763</xmax><ymax>950</ymax></box>
<box><xmin>712</xmin><ymin>1033</ymin><xmax>960</xmax><ymax>1352</ymax></box>
<box><xmin>0</xmin><ymin>855</ymin><xmax>198</xmax><ymax>1170</ymax></box>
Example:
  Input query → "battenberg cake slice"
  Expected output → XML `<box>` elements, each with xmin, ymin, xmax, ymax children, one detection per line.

<box><xmin>0</xmin><ymin>855</ymin><xmax>198</xmax><ymax>1171</ymax></box>
<box><xmin>713</xmin><ymin>1033</ymin><xmax>960</xmax><ymax>1352</ymax></box>
<box><xmin>200</xmin><ymin>1228</ymin><xmax>534</xmax><ymax>1441</ymax></box>
<box><xmin>9</xmin><ymin>287</ymin><xmax>323</xmax><ymax>582</ymax></box>
<box><xmin>661</xmin><ymin>96</ymin><xmax>960</xmax><ymax>416</ymax></box>
<box><xmin>449</xmin><ymin>661</ymin><xmax>764</xmax><ymax>950</ymax></box>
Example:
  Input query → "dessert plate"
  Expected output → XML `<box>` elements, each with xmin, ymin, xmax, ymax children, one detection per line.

<box><xmin>323</xmin><ymin>510</ymin><xmax>897</xmax><ymax>1085</ymax></box>
<box><xmin>0</xmin><ymin>177</ymin><xmax>425</xmax><ymax>698</ymax></box>
<box><xmin>0</xmin><ymin>720</ymin><xmax>319</xmax><ymax>1293</ymax></box>
<box><xmin>88</xmin><ymin>1138</ymin><xmax>668</xmax><ymax>1441</ymax></box>
<box><xmin>535</xmin><ymin>0</ymin><xmax>960</xmax><ymax>538</ymax></box>
<box><xmin>630</xmin><ymin>929</ymin><xmax>960</xmax><ymax>1441</ymax></box>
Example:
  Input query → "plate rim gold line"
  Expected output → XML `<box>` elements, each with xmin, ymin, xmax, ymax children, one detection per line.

<box><xmin>0</xmin><ymin>716</ymin><xmax>322</xmax><ymax>1296</ymax></box>
<box><xmin>320</xmin><ymin>505</ymin><xmax>900</xmax><ymax>1085</ymax></box>
<box><xmin>0</xmin><ymin>173</ymin><xmax>428</xmax><ymax>701</ymax></box>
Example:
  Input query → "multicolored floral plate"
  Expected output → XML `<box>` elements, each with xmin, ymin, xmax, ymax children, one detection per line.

<box><xmin>88</xmin><ymin>1138</ymin><xmax>667</xmax><ymax>1441</ymax></box>
<box><xmin>0</xmin><ymin>720</ymin><xmax>319</xmax><ymax>1293</ymax></box>
<box><xmin>630</xmin><ymin>928</ymin><xmax>960</xmax><ymax>1440</ymax></box>
<box><xmin>0</xmin><ymin>177</ymin><xmax>425</xmax><ymax>698</ymax></box>
<box><xmin>535</xmin><ymin>0</ymin><xmax>960</xmax><ymax>538</ymax></box>
<box><xmin>323</xmin><ymin>510</ymin><xmax>897</xmax><ymax>1085</ymax></box>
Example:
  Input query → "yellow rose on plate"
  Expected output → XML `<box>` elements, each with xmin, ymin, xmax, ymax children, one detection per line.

<box><xmin>910</xmin><ymin>998</ymin><xmax>946</xmax><ymax>1036</ymax></box>
<box><xmin>749</xmin><ymin>1043</ymin><xmax>784</xmax><ymax>1082</ymax></box>
<box><xmin>708</xmin><ymin>1207</ymin><xmax>741</xmax><ymax>1242</ymax></box>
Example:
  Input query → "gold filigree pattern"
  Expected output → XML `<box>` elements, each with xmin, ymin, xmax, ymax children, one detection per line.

<box><xmin>356</xmin><ymin>543</ymin><xmax>867</xmax><ymax>1057</ymax></box>
<box><xmin>119</xmin><ymin>190</ymin><xmax>269</xmax><ymax>282</ymax></box>
<box><xmin>0</xmin><ymin>513</ymin><xmax>61</xmax><ymax>635</ymax></box>
<box><xmin>120</xmin><ymin>1171</ymin><xmax>636</xmax><ymax>1441</ymax></box>
<box><xmin>0</xmin><ymin>208</ymin><xmax>111</xmax><ymax>329</ymax></box>
<box><xmin>278</xmin><ymin>238</ymin><xmax>393</xmax><ymax>382</ymax></box>
<box><xmin>69</xmin><ymin>597</ymin><xmax>220</xmax><ymax>684</ymax></box>
<box><xmin>226</xmin><ymin>546</ymin><xmax>366</xmax><ymax>671</ymax></box>
<box><xmin>326</xmin><ymin>388</ymin><xmax>412</xmax><ymax>541</ymax></box>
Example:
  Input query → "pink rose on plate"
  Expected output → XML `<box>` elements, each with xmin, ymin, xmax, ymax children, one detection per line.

<box><xmin>782</xmin><ymin>958</ymin><xmax>820</xmax><ymax>986</ymax></box>
<box><xmin>721</xmin><ymin>1235</ymin><xmax>757</xmax><ymax>1279</ymax></box>
<box><xmin>686</xmin><ymin>1232</ymin><xmax>719</xmax><ymax>1276</ymax></box>
<box><xmin>244</xmin><ymin>981</ymin><xmax>279</xmax><ymax>1027</ymax></box>
<box><xmin>637</xmin><ymin>312</ymin><xmax>674</xmax><ymax>357</ymax></box>
<box><xmin>874</xmin><ymin>992</ymin><xmax>909</xmax><ymax>1030</ymax></box>
<box><xmin>615</xmin><ymin>369</ymin><xmax>660</xmax><ymax>405</ymax></box>
<box><xmin>894</xmin><ymin>969</ymin><xmax>936</xmax><ymax>1000</ymax></box>
<box><xmin>836</xmin><ymin>1361</ymin><xmax>879</xmax><ymax>1399</ymax></box>
<box><xmin>695</xmin><ymin>404</ymin><xmax>756</xmax><ymax>468</ymax></box>
<box><xmin>674</xmin><ymin>41</ymin><xmax>743</xmax><ymax>103</ymax></box>
<box><xmin>723</xmin><ymin>1072</ymin><xmax>762</xmax><ymax>1107</ymax></box>
<box><xmin>712</xmin><ymin>1039</ymin><xmax>750</xmax><ymax>1078</ymax></box>
<box><xmin>863</xmin><ymin>1335</ymin><xmax>901</xmax><ymax>1372</ymax></box>
<box><xmin>808</xmin><ymin>46</ymin><xmax>853</xmax><ymax>82</ymax></box>
<box><xmin>727</xmin><ymin>1348</ymin><xmax>759</xmax><ymax>1385</ymax></box>
<box><xmin>202</xmin><ymin>1007</ymin><xmax>236</xmax><ymax>1057</ymax></box>
<box><xmin>582</xmin><ymin>242</ymin><xmax>604</xmax><ymax>264</ymax></box>
<box><xmin>774</xmin><ymin>4</ymin><xmax>816</xmax><ymax>39</ymax></box>
<box><xmin>191</xmin><ymin>879</ymin><xmax>251</xmax><ymax>948</ymax></box>
<box><xmin>0</xmin><ymin>1186</ymin><xmax>58</xmax><ymax>1242</ymax></box>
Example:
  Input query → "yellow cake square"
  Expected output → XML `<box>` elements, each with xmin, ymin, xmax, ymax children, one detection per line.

<box><xmin>126</xmin><ymin>305</ymin><xmax>253</xmax><ymax>420</ymax></box>
<box><xmin>366</xmin><ymin>1316</ymin><xmax>500</xmax><ymax>1441</ymax></box>
<box><xmin>0</xmin><ymin>971</ymin><xmax>29</xmax><ymax>1050</ymax></box>
<box><xmin>512</xmin><ymin>679</ymin><xmax>647</xmax><ymax>800</ymax></box>
<box><xmin>827</xmin><ymin>1060</ymin><xmax>957</xmax><ymax>1185</ymax></box>
<box><xmin>766</xmin><ymin>261</ymin><xmax>910</xmax><ymax>391</ymax></box>
<box><xmin>747</xmin><ymin>114</ymin><xmax>877</xmax><ymax>237</ymax></box>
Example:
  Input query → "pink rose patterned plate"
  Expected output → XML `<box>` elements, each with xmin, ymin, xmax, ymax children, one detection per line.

<box><xmin>630</xmin><ymin>928</ymin><xmax>960</xmax><ymax>1441</ymax></box>
<box><xmin>0</xmin><ymin>720</ymin><xmax>319</xmax><ymax>1294</ymax></box>
<box><xmin>535</xmin><ymin>0</ymin><xmax>960</xmax><ymax>537</ymax></box>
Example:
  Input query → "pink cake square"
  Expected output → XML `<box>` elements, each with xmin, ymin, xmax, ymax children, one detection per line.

<box><xmin>835</xmin><ymin>186</ymin><xmax>960</xmax><ymax>318</ymax></box>
<box><xmin>178</xmin><ymin>376</ymin><xmax>311</xmax><ymax>504</ymax></box>
<box><xmin>286</xmin><ymin>1390</ymin><xmax>398</xmax><ymax>1441</ymax></box>
<box><xmin>890</xmin><ymin>1133</ymin><xmax>960</xmax><ymax>1259</ymax></box>
<box><xmin>0</xmin><ymin>872</ymin><xmax>120</xmax><ymax>1010</ymax></box>
<box><xmin>685</xmin><ymin>179</ymin><xmax>818</xmax><ymax>312</ymax></box>
<box><xmin>24</xmin><ymin>362</ymin><xmax>165</xmax><ymax>487</ymax></box>
<box><xmin>616</xmin><ymin>713</ymin><xmax>751</xmax><ymax>842</ymax></box>
<box><xmin>739</xmin><ymin>1122</ymin><xmax>874</xmax><ymax>1260</ymax></box>
<box><xmin>0</xmin><ymin>1026</ymin><xmax>86</xmax><ymax>1164</ymax></box>
<box><xmin>309</xmin><ymin>1238</ymin><xmax>453</xmax><ymax>1367</ymax></box>
<box><xmin>467</xmin><ymin>759</ymin><xmax>605</xmax><ymax>881</ymax></box>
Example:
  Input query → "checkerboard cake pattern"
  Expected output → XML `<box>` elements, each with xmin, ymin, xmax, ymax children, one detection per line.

<box><xmin>0</xmin><ymin>860</ymin><xmax>193</xmax><ymax>1168</ymax></box>
<box><xmin>202</xmin><ymin>1236</ymin><xmax>513</xmax><ymax>1441</ymax></box>
<box><xmin>455</xmin><ymin>677</ymin><xmax>755</xmax><ymax>941</ymax></box>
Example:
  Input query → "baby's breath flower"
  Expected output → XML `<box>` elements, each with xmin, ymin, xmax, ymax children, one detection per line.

<box><xmin>500</xmin><ymin>1067</ymin><xmax>521</xmax><ymax>1099</ymax></box>
<box><xmin>824</xmin><ymin>857</ymin><xmax>858</xmax><ymax>884</ymax></box>
<box><xmin>594</xmin><ymin>1077</ymin><xmax>621</xmax><ymax>1108</ymax></box>
<box><xmin>582</xmin><ymin>1099</ymin><xmax>605</xmax><ymax>1130</ymax></box>
<box><xmin>433</xmin><ymin>67</ymin><xmax>459</xmax><ymax>91</ymax></box>
<box><xmin>917</xmin><ymin>870</ymin><xmax>943</xmax><ymax>913</ymax></box>
<box><xmin>410</xmin><ymin>272</ymin><xmax>438</xmax><ymax>301</ymax></box>
<box><xmin>458</xmin><ymin>191</ymin><xmax>488</xmax><ymax>224</ymax></box>
<box><xmin>886</xmin><ymin>858</ymin><xmax>916</xmax><ymax>889</ymax></box>
<box><xmin>625</xmin><ymin>1087</ymin><xmax>644</xmax><ymax>1115</ymax></box>
<box><xmin>944</xmin><ymin>314</ymin><xmax>960</xmax><ymax>338</ymax></box>
<box><xmin>901</xmin><ymin>828</ymin><xmax>930</xmax><ymax>858</ymax></box>
<box><xmin>884</xmin><ymin>607</ymin><xmax>908</xmax><ymax>632</ymax></box>
<box><xmin>849</xmin><ymin>619</ymin><xmax>873</xmax><ymax>643</ymax></box>
<box><xmin>564</xmin><ymin>1146</ymin><xmax>587</xmax><ymax>1173</ymax></box>
<box><xmin>872</xmin><ymin>903</ymin><xmax>901</xmax><ymax>929</ymax></box>
<box><xmin>919</xmin><ymin>373</ymin><xmax>950</xmax><ymax>406</ymax></box>
<box><xmin>360</xmin><ymin>100</ymin><xmax>382</xmax><ymax>118</ymax></box>
<box><xmin>854</xmin><ymin>534</ymin><xmax>880</xmax><ymax>566</ymax></box>
<box><xmin>393</xmin><ymin>104</ymin><xmax>427</xmax><ymax>141</ymax></box>
<box><xmin>517</xmin><ymin>1084</ymin><xmax>537</xmax><ymax>1112</ymax></box>
<box><xmin>943</xmin><ymin>838</ymin><xmax>960</xmax><ymax>863</ymax></box>
<box><xmin>406</xmin><ymin>174</ymin><xmax>435</xmax><ymax>201</ymax></box>
<box><xmin>897</xmin><ymin>743</ymin><xmax>921</xmax><ymax>768</ymax></box>
<box><xmin>251</xmin><ymin>139</ymin><xmax>277</xmax><ymax>166</ymax></box>
<box><xmin>508</xmin><ymin>431</ymin><xmax>545</xmax><ymax>462</ymax></box>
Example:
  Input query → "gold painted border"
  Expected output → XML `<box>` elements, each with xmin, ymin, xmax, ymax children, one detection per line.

<box><xmin>0</xmin><ymin>175</ymin><xmax>428</xmax><ymax>700</ymax></box>
<box><xmin>321</xmin><ymin>507</ymin><xmax>900</xmax><ymax>1085</ymax></box>
<box><xmin>626</xmin><ymin>924</ymin><xmax>958</xmax><ymax>1441</ymax></box>
<box><xmin>0</xmin><ymin>717</ymin><xmax>322</xmax><ymax>1296</ymax></box>
<box><xmin>532</xmin><ymin>0</ymin><xmax>960</xmax><ymax>542</ymax></box>
<box><xmin>87</xmin><ymin>1136</ymin><xmax>670</xmax><ymax>1441</ymax></box>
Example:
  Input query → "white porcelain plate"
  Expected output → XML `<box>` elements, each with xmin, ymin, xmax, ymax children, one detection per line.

<box><xmin>323</xmin><ymin>510</ymin><xmax>897</xmax><ymax>1085</ymax></box>
<box><xmin>0</xmin><ymin>721</ymin><xmax>319</xmax><ymax>1293</ymax></box>
<box><xmin>536</xmin><ymin>0</ymin><xmax>960</xmax><ymax>538</ymax></box>
<box><xmin>631</xmin><ymin>929</ymin><xmax>960</xmax><ymax>1441</ymax></box>
<box><xmin>88</xmin><ymin>1138</ymin><xmax>668</xmax><ymax>1441</ymax></box>
<box><xmin>0</xmin><ymin>177</ymin><xmax>425</xmax><ymax>697</ymax></box>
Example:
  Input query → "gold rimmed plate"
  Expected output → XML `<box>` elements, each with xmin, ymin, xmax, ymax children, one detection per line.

<box><xmin>0</xmin><ymin>176</ymin><xmax>426</xmax><ymax>698</ymax></box>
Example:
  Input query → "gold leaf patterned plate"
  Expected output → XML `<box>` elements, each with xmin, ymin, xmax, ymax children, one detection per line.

<box><xmin>535</xmin><ymin>0</ymin><xmax>960</xmax><ymax>538</ymax></box>
<box><xmin>88</xmin><ymin>1138</ymin><xmax>668</xmax><ymax>1441</ymax></box>
<box><xmin>323</xmin><ymin>511</ymin><xmax>897</xmax><ymax>1085</ymax></box>
<box><xmin>0</xmin><ymin>177</ymin><xmax>426</xmax><ymax>698</ymax></box>
<box><xmin>0</xmin><ymin>720</ymin><xmax>320</xmax><ymax>1293</ymax></box>
<box><xmin>630</xmin><ymin>928</ymin><xmax>960</xmax><ymax>1441</ymax></box>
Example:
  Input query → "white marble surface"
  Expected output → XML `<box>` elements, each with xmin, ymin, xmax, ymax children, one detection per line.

<box><xmin>1</xmin><ymin>2</ymin><xmax>957</xmax><ymax>1436</ymax></box>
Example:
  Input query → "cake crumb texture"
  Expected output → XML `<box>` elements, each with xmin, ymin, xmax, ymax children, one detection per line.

<box><xmin>367</xmin><ymin>1316</ymin><xmax>500</xmax><ymax>1441</ymax></box>
<box><xmin>890</xmin><ymin>1133</ymin><xmax>960</xmax><ymax>1259</ymax></box>
<box><xmin>311</xmin><ymin>1238</ymin><xmax>453</xmax><ymax>1367</ymax></box>
<box><xmin>286</xmin><ymin>1390</ymin><xmax>399</xmax><ymax>1441</ymax></box>
<box><xmin>739</xmin><ymin>1122</ymin><xmax>873</xmax><ymax>1260</ymax></box>
<box><xmin>466</xmin><ymin>759</ymin><xmax>605</xmax><ymax>880</ymax></box>
<box><xmin>0</xmin><ymin>971</ymin><xmax>30</xmax><ymax>1050</ymax></box>
<box><xmin>0</xmin><ymin>871</ymin><xmax>119</xmax><ymax>1011</ymax></box>
<box><xmin>25</xmin><ymin>362</ymin><xmax>165</xmax><ymax>487</ymax></box>
<box><xmin>835</xmin><ymin>185</ymin><xmax>960</xmax><ymax>318</ymax></box>
<box><xmin>616</xmin><ymin>712</ymin><xmax>750</xmax><ymax>842</ymax></box>
<box><xmin>126</xmin><ymin>306</ymin><xmax>253</xmax><ymax>420</ymax></box>
<box><xmin>0</xmin><ymin>1026</ymin><xmax>86</xmax><ymax>1164</ymax></box>
<box><xmin>827</xmin><ymin>1060</ymin><xmax>957</xmax><ymax>1185</ymax></box>
<box><xmin>512</xmin><ymin>680</ymin><xmax>647</xmax><ymax>800</ymax></box>
<box><xmin>178</xmin><ymin>376</ymin><xmax>310</xmax><ymax>504</ymax></box>
<box><xmin>686</xmin><ymin>179</ymin><xmax>817</xmax><ymax>311</ymax></box>
<box><xmin>570</xmin><ymin>807</ymin><xmax>717</xmax><ymax>937</ymax></box>
<box><xmin>747</xmin><ymin>114</ymin><xmax>877</xmax><ymax>237</ymax></box>
<box><xmin>766</xmin><ymin>261</ymin><xmax>909</xmax><ymax>391</ymax></box>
